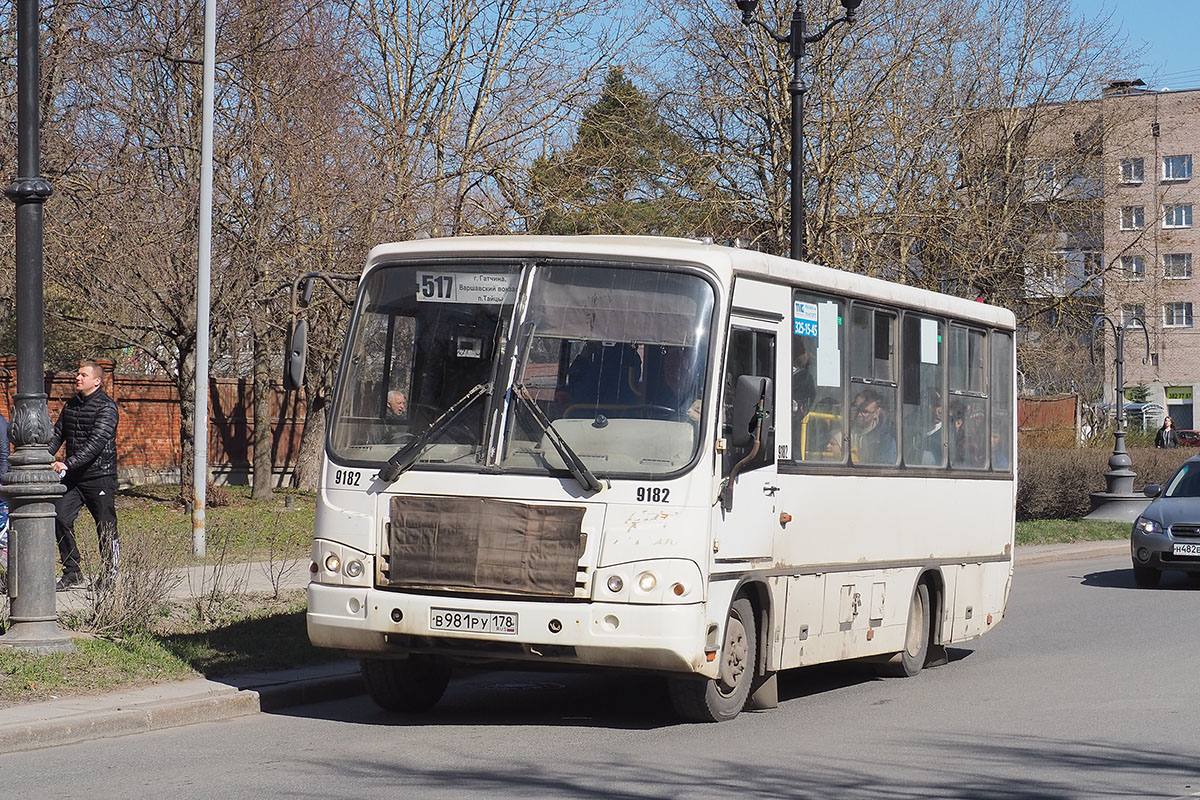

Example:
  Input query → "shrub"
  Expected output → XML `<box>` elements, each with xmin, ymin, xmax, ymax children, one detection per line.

<box><xmin>1017</xmin><ymin>446</ymin><xmax>1193</xmax><ymax>520</ymax></box>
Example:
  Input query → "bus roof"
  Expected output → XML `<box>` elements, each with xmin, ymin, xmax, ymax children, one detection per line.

<box><xmin>364</xmin><ymin>235</ymin><xmax>1016</xmax><ymax>330</ymax></box>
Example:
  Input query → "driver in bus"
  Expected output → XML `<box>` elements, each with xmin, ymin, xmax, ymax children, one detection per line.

<box><xmin>564</xmin><ymin>341</ymin><xmax>642</xmax><ymax>410</ymax></box>
<box><xmin>649</xmin><ymin>346</ymin><xmax>702</xmax><ymax>421</ymax></box>
<box><xmin>385</xmin><ymin>390</ymin><xmax>406</xmax><ymax>422</ymax></box>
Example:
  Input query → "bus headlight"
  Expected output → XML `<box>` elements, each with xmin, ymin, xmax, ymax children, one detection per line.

<box><xmin>593</xmin><ymin>559</ymin><xmax>702</xmax><ymax>604</ymax></box>
<box><xmin>313</xmin><ymin>540</ymin><xmax>371</xmax><ymax>587</ymax></box>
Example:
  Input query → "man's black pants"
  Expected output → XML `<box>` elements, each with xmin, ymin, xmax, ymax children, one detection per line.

<box><xmin>55</xmin><ymin>476</ymin><xmax>120</xmax><ymax>577</ymax></box>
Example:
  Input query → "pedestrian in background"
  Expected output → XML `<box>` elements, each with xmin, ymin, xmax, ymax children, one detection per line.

<box><xmin>48</xmin><ymin>361</ymin><xmax>120</xmax><ymax>591</ymax></box>
<box><xmin>1155</xmin><ymin>416</ymin><xmax>1180</xmax><ymax>449</ymax></box>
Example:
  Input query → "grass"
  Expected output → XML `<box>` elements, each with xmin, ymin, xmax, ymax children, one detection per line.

<box><xmin>108</xmin><ymin>484</ymin><xmax>315</xmax><ymax>566</ymax></box>
<box><xmin>0</xmin><ymin>484</ymin><xmax>1129</xmax><ymax>708</ymax></box>
<box><xmin>1015</xmin><ymin>519</ymin><xmax>1129</xmax><ymax>546</ymax></box>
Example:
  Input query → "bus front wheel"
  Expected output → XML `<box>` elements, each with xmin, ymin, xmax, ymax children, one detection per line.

<box><xmin>668</xmin><ymin>597</ymin><xmax>756</xmax><ymax>723</ymax></box>
<box><xmin>361</xmin><ymin>655</ymin><xmax>451</xmax><ymax>713</ymax></box>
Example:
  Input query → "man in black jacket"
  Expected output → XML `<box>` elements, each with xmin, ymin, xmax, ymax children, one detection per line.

<box><xmin>48</xmin><ymin>361</ymin><xmax>120</xmax><ymax>591</ymax></box>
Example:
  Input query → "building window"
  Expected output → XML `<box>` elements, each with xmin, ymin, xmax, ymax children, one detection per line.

<box><xmin>1164</xmin><ymin>253</ymin><xmax>1193</xmax><ymax>279</ymax></box>
<box><xmin>1164</xmin><ymin>302</ymin><xmax>1193</xmax><ymax>328</ymax></box>
<box><xmin>1163</xmin><ymin>154</ymin><xmax>1193</xmax><ymax>181</ymax></box>
<box><xmin>1121</xmin><ymin>206</ymin><xmax>1145</xmax><ymax>230</ymax></box>
<box><xmin>1122</xmin><ymin>255</ymin><xmax>1146</xmax><ymax>279</ymax></box>
<box><xmin>1122</xmin><ymin>157</ymin><xmax>1145</xmax><ymax>184</ymax></box>
<box><xmin>1122</xmin><ymin>304</ymin><xmax>1145</xmax><ymax>327</ymax></box>
<box><xmin>1164</xmin><ymin>204</ymin><xmax>1193</xmax><ymax>228</ymax></box>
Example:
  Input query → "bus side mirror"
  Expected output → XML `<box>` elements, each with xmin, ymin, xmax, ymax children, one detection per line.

<box><xmin>284</xmin><ymin>317</ymin><xmax>308</xmax><ymax>391</ymax></box>
<box><xmin>730</xmin><ymin>375</ymin><xmax>772</xmax><ymax>447</ymax></box>
<box><xmin>300</xmin><ymin>277</ymin><xmax>316</xmax><ymax>307</ymax></box>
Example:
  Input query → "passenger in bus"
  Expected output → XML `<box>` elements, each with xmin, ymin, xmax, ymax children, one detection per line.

<box><xmin>564</xmin><ymin>341</ymin><xmax>642</xmax><ymax>409</ymax></box>
<box><xmin>649</xmin><ymin>346</ymin><xmax>702</xmax><ymax>421</ymax></box>
<box><xmin>990</xmin><ymin>430</ymin><xmax>1009</xmax><ymax>470</ymax></box>
<box><xmin>853</xmin><ymin>389</ymin><xmax>896</xmax><ymax>464</ymax></box>
<box><xmin>791</xmin><ymin>339</ymin><xmax>815</xmax><ymax>422</ymax></box>
<box><xmin>922</xmin><ymin>390</ymin><xmax>944</xmax><ymax>465</ymax></box>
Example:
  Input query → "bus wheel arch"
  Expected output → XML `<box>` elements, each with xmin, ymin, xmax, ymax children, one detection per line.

<box><xmin>668</xmin><ymin>594</ymin><xmax>759</xmax><ymax>722</ymax></box>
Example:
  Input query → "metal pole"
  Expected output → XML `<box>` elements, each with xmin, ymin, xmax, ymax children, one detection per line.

<box><xmin>789</xmin><ymin>7</ymin><xmax>807</xmax><ymax>261</ymax></box>
<box><xmin>0</xmin><ymin>0</ymin><xmax>74</xmax><ymax>653</ymax></box>
<box><xmin>191</xmin><ymin>0</ymin><xmax>216</xmax><ymax>557</ymax></box>
<box><xmin>1105</xmin><ymin>324</ymin><xmax>1134</xmax><ymax>495</ymax></box>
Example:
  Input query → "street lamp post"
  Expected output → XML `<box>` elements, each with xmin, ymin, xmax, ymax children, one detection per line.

<box><xmin>735</xmin><ymin>0</ymin><xmax>863</xmax><ymax>261</ymax></box>
<box><xmin>1085</xmin><ymin>315</ymin><xmax>1152</xmax><ymax>522</ymax></box>
<box><xmin>0</xmin><ymin>0</ymin><xmax>74</xmax><ymax>653</ymax></box>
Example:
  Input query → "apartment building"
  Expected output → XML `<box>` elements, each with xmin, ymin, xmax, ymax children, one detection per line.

<box><xmin>1103</xmin><ymin>81</ymin><xmax>1200</xmax><ymax>428</ymax></box>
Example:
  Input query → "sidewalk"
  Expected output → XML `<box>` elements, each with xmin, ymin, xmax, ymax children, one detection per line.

<box><xmin>0</xmin><ymin>541</ymin><xmax>1128</xmax><ymax>753</ymax></box>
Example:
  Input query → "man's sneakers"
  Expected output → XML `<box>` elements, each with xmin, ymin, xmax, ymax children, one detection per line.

<box><xmin>55</xmin><ymin>572</ymin><xmax>84</xmax><ymax>591</ymax></box>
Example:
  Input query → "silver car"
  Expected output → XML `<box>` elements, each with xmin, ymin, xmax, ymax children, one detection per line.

<box><xmin>1132</xmin><ymin>455</ymin><xmax>1200</xmax><ymax>588</ymax></box>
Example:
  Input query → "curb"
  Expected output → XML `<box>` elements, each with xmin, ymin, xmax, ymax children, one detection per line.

<box><xmin>0</xmin><ymin>663</ymin><xmax>363</xmax><ymax>755</ymax></box>
<box><xmin>1014</xmin><ymin>540</ymin><xmax>1127</xmax><ymax>566</ymax></box>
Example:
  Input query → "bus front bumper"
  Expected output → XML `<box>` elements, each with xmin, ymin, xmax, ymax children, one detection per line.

<box><xmin>307</xmin><ymin>582</ymin><xmax>715</xmax><ymax>677</ymax></box>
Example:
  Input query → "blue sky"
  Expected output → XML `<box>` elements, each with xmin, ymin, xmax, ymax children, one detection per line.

<box><xmin>1073</xmin><ymin>0</ymin><xmax>1200</xmax><ymax>89</ymax></box>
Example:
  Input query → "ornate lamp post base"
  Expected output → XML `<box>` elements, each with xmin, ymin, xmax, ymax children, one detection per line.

<box><xmin>1085</xmin><ymin>438</ymin><xmax>1151</xmax><ymax>522</ymax></box>
<box><xmin>0</xmin><ymin>403</ymin><xmax>74</xmax><ymax>654</ymax></box>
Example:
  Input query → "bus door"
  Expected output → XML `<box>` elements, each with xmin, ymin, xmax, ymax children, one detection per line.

<box><xmin>714</xmin><ymin>310</ymin><xmax>784</xmax><ymax>563</ymax></box>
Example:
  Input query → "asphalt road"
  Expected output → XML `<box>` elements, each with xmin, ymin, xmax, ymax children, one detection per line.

<box><xmin>5</xmin><ymin>554</ymin><xmax>1200</xmax><ymax>800</ymax></box>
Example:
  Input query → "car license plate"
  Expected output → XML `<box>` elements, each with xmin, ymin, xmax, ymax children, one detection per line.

<box><xmin>429</xmin><ymin>608</ymin><xmax>518</xmax><ymax>635</ymax></box>
<box><xmin>1173</xmin><ymin>543</ymin><xmax>1200</xmax><ymax>557</ymax></box>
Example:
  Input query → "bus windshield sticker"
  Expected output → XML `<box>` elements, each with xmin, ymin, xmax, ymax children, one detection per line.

<box><xmin>416</xmin><ymin>272</ymin><xmax>517</xmax><ymax>305</ymax></box>
<box><xmin>794</xmin><ymin>300</ymin><xmax>818</xmax><ymax>336</ymax></box>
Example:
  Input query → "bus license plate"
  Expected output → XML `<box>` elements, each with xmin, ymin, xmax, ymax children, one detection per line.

<box><xmin>429</xmin><ymin>608</ymin><xmax>518</xmax><ymax>635</ymax></box>
<box><xmin>1173</xmin><ymin>543</ymin><xmax>1200</xmax><ymax>557</ymax></box>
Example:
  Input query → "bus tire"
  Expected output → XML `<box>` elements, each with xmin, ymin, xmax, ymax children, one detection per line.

<box><xmin>668</xmin><ymin>597</ymin><xmax>756</xmax><ymax>722</ymax></box>
<box><xmin>879</xmin><ymin>582</ymin><xmax>930</xmax><ymax>678</ymax></box>
<box><xmin>361</xmin><ymin>655</ymin><xmax>451</xmax><ymax>713</ymax></box>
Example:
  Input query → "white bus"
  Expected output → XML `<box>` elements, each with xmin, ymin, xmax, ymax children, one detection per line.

<box><xmin>303</xmin><ymin>235</ymin><xmax>1016</xmax><ymax>722</ymax></box>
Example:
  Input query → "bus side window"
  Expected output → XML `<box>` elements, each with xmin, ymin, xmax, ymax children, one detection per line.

<box><xmin>792</xmin><ymin>292</ymin><xmax>846</xmax><ymax>463</ymax></box>
<box><xmin>949</xmin><ymin>325</ymin><xmax>989</xmax><ymax>469</ymax></box>
<box><xmin>990</xmin><ymin>331</ymin><xmax>1013</xmax><ymax>471</ymax></box>
<box><xmin>849</xmin><ymin>305</ymin><xmax>898</xmax><ymax>466</ymax></box>
<box><xmin>901</xmin><ymin>313</ymin><xmax>946</xmax><ymax>467</ymax></box>
<box><xmin>723</xmin><ymin>328</ymin><xmax>775</xmax><ymax>474</ymax></box>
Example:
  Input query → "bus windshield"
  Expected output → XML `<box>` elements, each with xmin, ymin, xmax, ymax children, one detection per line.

<box><xmin>329</xmin><ymin>260</ymin><xmax>716</xmax><ymax>478</ymax></box>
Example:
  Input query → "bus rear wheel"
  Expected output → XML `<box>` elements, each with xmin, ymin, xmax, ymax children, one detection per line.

<box><xmin>668</xmin><ymin>597</ymin><xmax>756</xmax><ymax>723</ymax></box>
<box><xmin>879</xmin><ymin>582</ymin><xmax>931</xmax><ymax>678</ymax></box>
<box><xmin>361</xmin><ymin>655</ymin><xmax>451</xmax><ymax>713</ymax></box>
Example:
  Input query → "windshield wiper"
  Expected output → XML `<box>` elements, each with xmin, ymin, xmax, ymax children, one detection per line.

<box><xmin>513</xmin><ymin>383</ymin><xmax>602</xmax><ymax>494</ymax></box>
<box><xmin>378</xmin><ymin>382</ymin><xmax>491</xmax><ymax>483</ymax></box>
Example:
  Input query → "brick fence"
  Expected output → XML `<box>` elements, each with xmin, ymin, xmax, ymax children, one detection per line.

<box><xmin>0</xmin><ymin>358</ymin><xmax>307</xmax><ymax>487</ymax></box>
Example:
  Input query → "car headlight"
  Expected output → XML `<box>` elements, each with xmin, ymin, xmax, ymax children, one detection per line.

<box><xmin>1134</xmin><ymin>516</ymin><xmax>1162</xmax><ymax>535</ymax></box>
